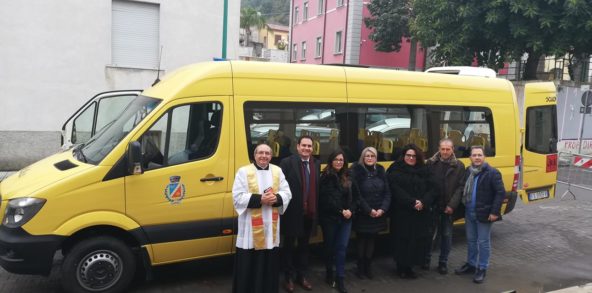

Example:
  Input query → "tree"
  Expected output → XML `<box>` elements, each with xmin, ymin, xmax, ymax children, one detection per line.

<box><xmin>364</xmin><ymin>0</ymin><xmax>419</xmax><ymax>70</ymax></box>
<box><xmin>553</xmin><ymin>0</ymin><xmax>592</xmax><ymax>81</ymax></box>
<box><xmin>240</xmin><ymin>7</ymin><xmax>266</xmax><ymax>47</ymax></box>
<box><xmin>410</xmin><ymin>0</ymin><xmax>591</xmax><ymax>80</ymax></box>
<box><xmin>242</xmin><ymin>0</ymin><xmax>290</xmax><ymax>25</ymax></box>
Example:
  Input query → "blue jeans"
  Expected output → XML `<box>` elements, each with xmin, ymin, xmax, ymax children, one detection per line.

<box><xmin>465</xmin><ymin>209</ymin><xmax>493</xmax><ymax>270</ymax></box>
<box><xmin>438</xmin><ymin>213</ymin><xmax>454</xmax><ymax>264</ymax></box>
<box><xmin>320</xmin><ymin>219</ymin><xmax>352</xmax><ymax>278</ymax></box>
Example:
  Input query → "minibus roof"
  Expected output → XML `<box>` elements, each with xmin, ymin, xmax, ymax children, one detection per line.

<box><xmin>143</xmin><ymin>61</ymin><xmax>512</xmax><ymax>102</ymax></box>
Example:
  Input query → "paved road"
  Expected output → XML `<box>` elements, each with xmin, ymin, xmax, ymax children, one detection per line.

<box><xmin>1</xmin><ymin>183</ymin><xmax>591</xmax><ymax>293</ymax></box>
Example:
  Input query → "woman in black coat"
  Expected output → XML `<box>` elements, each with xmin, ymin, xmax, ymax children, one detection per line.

<box><xmin>387</xmin><ymin>144</ymin><xmax>436</xmax><ymax>279</ymax></box>
<box><xmin>319</xmin><ymin>150</ymin><xmax>358</xmax><ymax>293</ymax></box>
<box><xmin>351</xmin><ymin>147</ymin><xmax>391</xmax><ymax>279</ymax></box>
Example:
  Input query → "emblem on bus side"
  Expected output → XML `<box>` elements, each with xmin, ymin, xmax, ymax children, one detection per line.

<box><xmin>164</xmin><ymin>176</ymin><xmax>185</xmax><ymax>204</ymax></box>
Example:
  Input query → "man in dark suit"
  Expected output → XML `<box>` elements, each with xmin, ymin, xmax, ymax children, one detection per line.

<box><xmin>280</xmin><ymin>135</ymin><xmax>320</xmax><ymax>292</ymax></box>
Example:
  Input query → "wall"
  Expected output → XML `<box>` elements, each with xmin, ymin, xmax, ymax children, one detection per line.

<box><xmin>0</xmin><ymin>0</ymin><xmax>240</xmax><ymax>170</ymax></box>
<box><xmin>358</xmin><ymin>3</ymin><xmax>425</xmax><ymax>69</ymax></box>
<box><xmin>290</xmin><ymin>0</ymin><xmax>348</xmax><ymax>64</ymax></box>
<box><xmin>290</xmin><ymin>0</ymin><xmax>426</xmax><ymax>68</ymax></box>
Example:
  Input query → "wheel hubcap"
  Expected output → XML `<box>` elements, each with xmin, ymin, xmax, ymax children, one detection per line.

<box><xmin>77</xmin><ymin>250</ymin><xmax>123</xmax><ymax>291</ymax></box>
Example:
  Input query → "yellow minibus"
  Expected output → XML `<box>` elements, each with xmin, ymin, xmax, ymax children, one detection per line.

<box><xmin>0</xmin><ymin>61</ymin><xmax>557</xmax><ymax>293</ymax></box>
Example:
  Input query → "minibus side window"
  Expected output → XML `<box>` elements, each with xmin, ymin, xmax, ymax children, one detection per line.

<box><xmin>431</xmin><ymin>107</ymin><xmax>495</xmax><ymax>158</ymax></box>
<box><xmin>72</xmin><ymin>102</ymin><xmax>96</xmax><ymax>144</ymax></box>
<box><xmin>525</xmin><ymin>105</ymin><xmax>557</xmax><ymax>154</ymax></box>
<box><xmin>350</xmin><ymin>104</ymin><xmax>426</xmax><ymax>161</ymax></box>
<box><xmin>95</xmin><ymin>95</ymin><xmax>135</xmax><ymax>133</ymax></box>
<box><xmin>244</xmin><ymin>102</ymin><xmax>347</xmax><ymax>165</ymax></box>
<box><xmin>141</xmin><ymin>102</ymin><xmax>222</xmax><ymax>170</ymax></box>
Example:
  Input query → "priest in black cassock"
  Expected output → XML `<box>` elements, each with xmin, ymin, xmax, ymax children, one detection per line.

<box><xmin>232</xmin><ymin>143</ymin><xmax>292</xmax><ymax>293</ymax></box>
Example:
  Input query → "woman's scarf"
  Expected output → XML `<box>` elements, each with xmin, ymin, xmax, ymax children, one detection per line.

<box><xmin>463</xmin><ymin>164</ymin><xmax>484</xmax><ymax>204</ymax></box>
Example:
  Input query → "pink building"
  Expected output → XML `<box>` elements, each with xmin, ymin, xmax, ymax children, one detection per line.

<box><xmin>289</xmin><ymin>0</ymin><xmax>426</xmax><ymax>70</ymax></box>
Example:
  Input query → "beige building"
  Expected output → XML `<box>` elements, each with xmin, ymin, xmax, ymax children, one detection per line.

<box><xmin>258</xmin><ymin>23</ymin><xmax>289</xmax><ymax>50</ymax></box>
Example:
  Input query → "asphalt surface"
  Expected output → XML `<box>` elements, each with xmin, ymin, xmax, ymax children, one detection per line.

<box><xmin>1</xmin><ymin>177</ymin><xmax>591</xmax><ymax>292</ymax></box>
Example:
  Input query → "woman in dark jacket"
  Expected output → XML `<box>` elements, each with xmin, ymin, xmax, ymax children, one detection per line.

<box><xmin>351</xmin><ymin>147</ymin><xmax>391</xmax><ymax>279</ymax></box>
<box><xmin>387</xmin><ymin>144</ymin><xmax>436</xmax><ymax>279</ymax></box>
<box><xmin>319</xmin><ymin>150</ymin><xmax>358</xmax><ymax>293</ymax></box>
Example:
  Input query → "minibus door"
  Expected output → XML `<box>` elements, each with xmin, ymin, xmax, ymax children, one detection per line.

<box><xmin>125</xmin><ymin>97</ymin><xmax>231</xmax><ymax>264</ymax></box>
<box><xmin>61</xmin><ymin>90</ymin><xmax>140</xmax><ymax>149</ymax></box>
<box><xmin>520</xmin><ymin>82</ymin><xmax>558</xmax><ymax>203</ymax></box>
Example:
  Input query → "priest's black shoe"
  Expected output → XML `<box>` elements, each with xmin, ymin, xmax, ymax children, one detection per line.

<box><xmin>454</xmin><ymin>263</ymin><xmax>476</xmax><ymax>275</ymax></box>
<box><xmin>473</xmin><ymin>269</ymin><xmax>487</xmax><ymax>284</ymax></box>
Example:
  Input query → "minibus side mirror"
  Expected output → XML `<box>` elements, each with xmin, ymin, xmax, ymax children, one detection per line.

<box><xmin>128</xmin><ymin>141</ymin><xmax>144</xmax><ymax>175</ymax></box>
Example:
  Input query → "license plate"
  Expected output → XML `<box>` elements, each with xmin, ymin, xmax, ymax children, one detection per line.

<box><xmin>528</xmin><ymin>190</ymin><xmax>550</xmax><ymax>201</ymax></box>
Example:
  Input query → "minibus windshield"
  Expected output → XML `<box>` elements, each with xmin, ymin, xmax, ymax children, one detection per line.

<box><xmin>74</xmin><ymin>95</ymin><xmax>161</xmax><ymax>165</ymax></box>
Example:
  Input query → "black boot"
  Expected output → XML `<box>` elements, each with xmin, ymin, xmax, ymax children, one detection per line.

<box><xmin>364</xmin><ymin>257</ymin><xmax>374</xmax><ymax>279</ymax></box>
<box><xmin>473</xmin><ymin>268</ymin><xmax>487</xmax><ymax>284</ymax></box>
<box><xmin>454</xmin><ymin>263</ymin><xmax>476</xmax><ymax>275</ymax></box>
<box><xmin>355</xmin><ymin>259</ymin><xmax>365</xmax><ymax>279</ymax></box>
<box><xmin>325</xmin><ymin>266</ymin><xmax>334</xmax><ymax>287</ymax></box>
<box><xmin>437</xmin><ymin>262</ymin><xmax>448</xmax><ymax>275</ymax></box>
<box><xmin>336</xmin><ymin>277</ymin><xmax>348</xmax><ymax>293</ymax></box>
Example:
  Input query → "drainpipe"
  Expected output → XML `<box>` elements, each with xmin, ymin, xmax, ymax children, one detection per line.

<box><xmin>343</xmin><ymin>0</ymin><xmax>349</xmax><ymax>64</ymax></box>
<box><xmin>222</xmin><ymin>0</ymin><xmax>228</xmax><ymax>59</ymax></box>
<box><xmin>289</xmin><ymin>0</ymin><xmax>294</xmax><ymax>62</ymax></box>
<box><xmin>321</xmin><ymin>0</ymin><xmax>328</xmax><ymax>64</ymax></box>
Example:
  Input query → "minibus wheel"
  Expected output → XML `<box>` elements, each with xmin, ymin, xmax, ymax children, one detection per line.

<box><xmin>60</xmin><ymin>236</ymin><xmax>136</xmax><ymax>293</ymax></box>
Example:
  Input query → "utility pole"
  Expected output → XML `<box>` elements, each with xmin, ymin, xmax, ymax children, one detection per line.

<box><xmin>222</xmin><ymin>0</ymin><xmax>228</xmax><ymax>59</ymax></box>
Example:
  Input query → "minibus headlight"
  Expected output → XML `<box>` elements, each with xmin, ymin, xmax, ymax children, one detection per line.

<box><xmin>2</xmin><ymin>198</ymin><xmax>46</xmax><ymax>228</ymax></box>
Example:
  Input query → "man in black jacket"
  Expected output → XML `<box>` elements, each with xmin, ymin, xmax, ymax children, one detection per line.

<box><xmin>425</xmin><ymin>139</ymin><xmax>465</xmax><ymax>274</ymax></box>
<box><xmin>280</xmin><ymin>135</ymin><xmax>320</xmax><ymax>292</ymax></box>
<box><xmin>454</xmin><ymin>146</ymin><xmax>505</xmax><ymax>284</ymax></box>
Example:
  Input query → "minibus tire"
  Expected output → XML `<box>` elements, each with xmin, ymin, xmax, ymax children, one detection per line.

<box><xmin>60</xmin><ymin>236</ymin><xmax>136</xmax><ymax>293</ymax></box>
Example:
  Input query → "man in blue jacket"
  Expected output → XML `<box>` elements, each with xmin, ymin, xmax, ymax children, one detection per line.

<box><xmin>454</xmin><ymin>145</ymin><xmax>505</xmax><ymax>284</ymax></box>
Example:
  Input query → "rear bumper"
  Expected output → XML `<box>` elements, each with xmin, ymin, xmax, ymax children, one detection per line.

<box><xmin>503</xmin><ymin>191</ymin><xmax>518</xmax><ymax>214</ymax></box>
<box><xmin>0</xmin><ymin>226</ymin><xmax>64</xmax><ymax>276</ymax></box>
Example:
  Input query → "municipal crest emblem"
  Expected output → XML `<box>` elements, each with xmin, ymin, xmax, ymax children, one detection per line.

<box><xmin>164</xmin><ymin>176</ymin><xmax>185</xmax><ymax>204</ymax></box>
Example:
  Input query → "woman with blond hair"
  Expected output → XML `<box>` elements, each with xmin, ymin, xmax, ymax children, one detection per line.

<box><xmin>351</xmin><ymin>147</ymin><xmax>391</xmax><ymax>279</ymax></box>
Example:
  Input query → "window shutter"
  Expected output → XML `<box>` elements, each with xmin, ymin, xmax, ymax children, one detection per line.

<box><xmin>112</xmin><ymin>1</ymin><xmax>160</xmax><ymax>69</ymax></box>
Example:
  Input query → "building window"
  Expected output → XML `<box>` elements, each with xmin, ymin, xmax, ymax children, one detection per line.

<box><xmin>303</xmin><ymin>2</ymin><xmax>309</xmax><ymax>21</ymax></box>
<box><xmin>294</xmin><ymin>7</ymin><xmax>299</xmax><ymax>24</ymax></box>
<box><xmin>337</xmin><ymin>0</ymin><xmax>344</xmax><ymax>7</ymax></box>
<box><xmin>334</xmin><ymin>31</ymin><xmax>342</xmax><ymax>54</ymax></box>
<box><xmin>112</xmin><ymin>0</ymin><xmax>160</xmax><ymax>69</ymax></box>
<box><xmin>318</xmin><ymin>0</ymin><xmax>325</xmax><ymax>15</ymax></box>
<box><xmin>301</xmin><ymin>41</ymin><xmax>307</xmax><ymax>60</ymax></box>
<box><xmin>292</xmin><ymin>44</ymin><xmax>298</xmax><ymax>61</ymax></box>
<box><xmin>275</xmin><ymin>35</ymin><xmax>282</xmax><ymax>45</ymax></box>
<box><xmin>315</xmin><ymin>37</ymin><xmax>322</xmax><ymax>58</ymax></box>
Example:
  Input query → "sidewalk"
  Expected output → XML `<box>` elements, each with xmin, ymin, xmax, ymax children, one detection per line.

<box><xmin>549</xmin><ymin>283</ymin><xmax>592</xmax><ymax>293</ymax></box>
